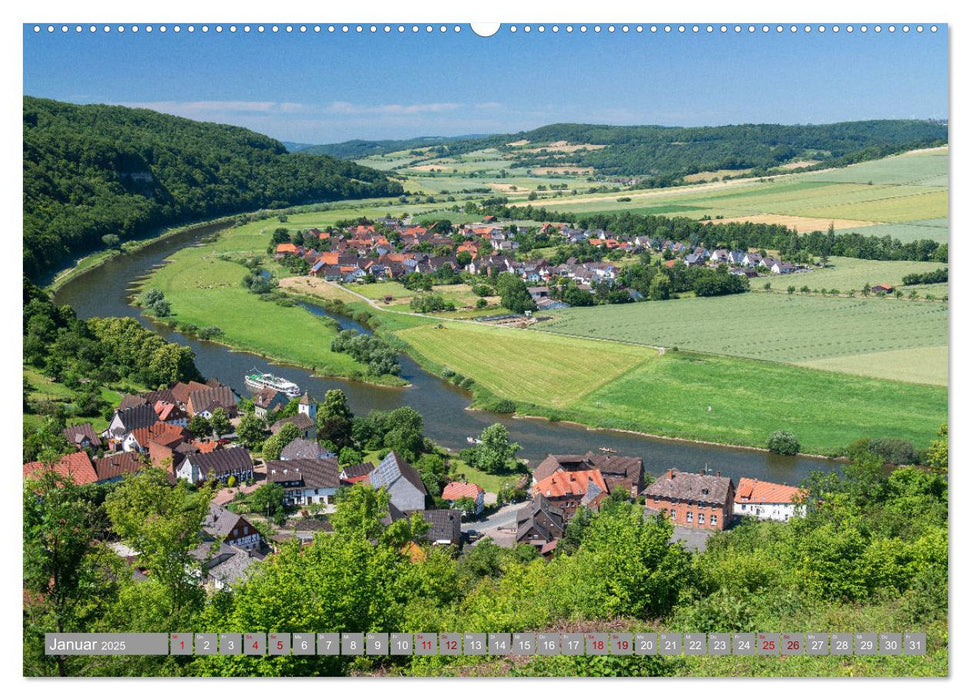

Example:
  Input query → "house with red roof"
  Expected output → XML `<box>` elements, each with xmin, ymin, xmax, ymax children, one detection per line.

<box><xmin>23</xmin><ymin>451</ymin><xmax>99</xmax><ymax>486</ymax></box>
<box><xmin>733</xmin><ymin>478</ymin><xmax>807</xmax><ymax>522</ymax></box>
<box><xmin>275</xmin><ymin>243</ymin><xmax>301</xmax><ymax>256</ymax></box>
<box><xmin>532</xmin><ymin>469</ymin><xmax>608</xmax><ymax>519</ymax></box>
<box><xmin>441</xmin><ymin>481</ymin><xmax>486</xmax><ymax>514</ymax></box>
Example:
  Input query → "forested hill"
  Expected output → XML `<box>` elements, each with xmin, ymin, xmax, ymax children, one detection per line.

<box><xmin>23</xmin><ymin>97</ymin><xmax>404</xmax><ymax>280</ymax></box>
<box><xmin>293</xmin><ymin>133</ymin><xmax>488</xmax><ymax>158</ymax></box>
<box><xmin>306</xmin><ymin>120</ymin><xmax>948</xmax><ymax>178</ymax></box>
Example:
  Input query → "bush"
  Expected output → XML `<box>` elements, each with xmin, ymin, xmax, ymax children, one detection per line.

<box><xmin>867</xmin><ymin>438</ymin><xmax>918</xmax><ymax>465</ymax></box>
<box><xmin>493</xmin><ymin>399</ymin><xmax>516</xmax><ymax>414</ymax></box>
<box><xmin>767</xmin><ymin>430</ymin><xmax>800</xmax><ymax>455</ymax></box>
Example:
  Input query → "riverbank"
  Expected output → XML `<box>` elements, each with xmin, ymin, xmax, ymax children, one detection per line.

<box><xmin>45</xmin><ymin>216</ymin><xmax>238</xmax><ymax>293</ymax></box>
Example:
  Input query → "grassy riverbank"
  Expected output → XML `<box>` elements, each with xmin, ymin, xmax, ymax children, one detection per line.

<box><xmin>134</xmin><ymin>232</ymin><xmax>406</xmax><ymax>386</ymax></box>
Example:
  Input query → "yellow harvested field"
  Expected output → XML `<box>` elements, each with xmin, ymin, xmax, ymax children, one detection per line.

<box><xmin>409</xmin><ymin>163</ymin><xmax>452</xmax><ymax>172</ymax></box>
<box><xmin>522</xmin><ymin>141</ymin><xmax>607</xmax><ymax>153</ymax></box>
<box><xmin>701</xmin><ymin>214</ymin><xmax>878</xmax><ymax>232</ymax></box>
<box><xmin>778</xmin><ymin>160</ymin><xmax>821</xmax><ymax>170</ymax></box>
<box><xmin>683</xmin><ymin>169</ymin><xmax>751</xmax><ymax>183</ymax></box>
<box><xmin>487</xmin><ymin>182</ymin><xmax>531</xmax><ymax>193</ymax></box>
<box><xmin>506</xmin><ymin>139</ymin><xmax>530</xmax><ymax>147</ymax></box>
<box><xmin>278</xmin><ymin>276</ymin><xmax>362</xmax><ymax>303</ymax></box>
<box><xmin>797</xmin><ymin>345</ymin><xmax>948</xmax><ymax>387</ymax></box>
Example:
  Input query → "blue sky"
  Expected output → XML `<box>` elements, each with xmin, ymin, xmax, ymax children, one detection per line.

<box><xmin>22</xmin><ymin>24</ymin><xmax>948</xmax><ymax>143</ymax></box>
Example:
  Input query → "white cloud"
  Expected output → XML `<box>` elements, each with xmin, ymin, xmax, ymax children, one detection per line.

<box><xmin>324</xmin><ymin>101</ymin><xmax>462</xmax><ymax>115</ymax></box>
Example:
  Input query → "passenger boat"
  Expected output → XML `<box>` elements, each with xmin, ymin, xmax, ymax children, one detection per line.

<box><xmin>244</xmin><ymin>369</ymin><xmax>301</xmax><ymax>397</ymax></box>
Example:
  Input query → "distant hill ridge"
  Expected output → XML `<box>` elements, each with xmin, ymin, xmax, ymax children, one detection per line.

<box><xmin>303</xmin><ymin>120</ymin><xmax>948</xmax><ymax>180</ymax></box>
<box><xmin>23</xmin><ymin>96</ymin><xmax>404</xmax><ymax>280</ymax></box>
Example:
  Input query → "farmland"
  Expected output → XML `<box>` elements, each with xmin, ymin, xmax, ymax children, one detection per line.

<box><xmin>538</xmin><ymin>292</ymin><xmax>947</xmax><ymax>386</ymax></box>
<box><xmin>394</xmin><ymin>322</ymin><xmax>654</xmax><ymax>409</ymax></box>
<box><xmin>505</xmin><ymin>148</ymin><xmax>948</xmax><ymax>242</ymax></box>
<box><xmin>571</xmin><ymin>351</ymin><xmax>946</xmax><ymax>454</ymax></box>
<box><xmin>783</xmin><ymin>256</ymin><xmax>948</xmax><ymax>295</ymax></box>
<box><xmin>393</xmin><ymin>323</ymin><xmax>946</xmax><ymax>454</ymax></box>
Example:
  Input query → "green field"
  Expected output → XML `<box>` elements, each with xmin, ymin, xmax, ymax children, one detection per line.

<box><xmin>393</xmin><ymin>323</ymin><xmax>945</xmax><ymax>454</ymax></box>
<box><xmin>538</xmin><ymin>293</ymin><xmax>947</xmax><ymax>386</ymax></box>
<box><xmin>785</xmin><ymin>256</ymin><xmax>948</xmax><ymax>295</ymax></box>
<box><xmin>23</xmin><ymin>366</ymin><xmax>141</xmax><ymax>433</ymax></box>
<box><xmin>571</xmin><ymin>351</ymin><xmax>946</xmax><ymax>454</ymax></box>
<box><xmin>395</xmin><ymin>322</ymin><xmax>654</xmax><ymax>409</ymax></box>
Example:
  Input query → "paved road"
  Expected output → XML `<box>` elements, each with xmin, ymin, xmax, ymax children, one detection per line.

<box><xmin>462</xmin><ymin>502</ymin><xmax>521</xmax><ymax>534</ymax></box>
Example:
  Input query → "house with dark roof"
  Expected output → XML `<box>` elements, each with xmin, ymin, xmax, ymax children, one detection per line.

<box><xmin>515</xmin><ymin>495</ymin><xmax>566</xmax><ymax>549</ymax></box>
<box><xmin>265</xmin><ymin>458</ymin><xmax>341</xmax><ymax>506</ymax></box>
<box><xmin>63</xmin><ymin>422</ymin><xmax>101</xmax><ymax>451</ymax></box>
<box><xmin>339</xmin><ymin>462</ymin><xmax>374</xmax><ymax>485</ymax></box>
<box><xmin>253</xmin><ymin>388</ymin><xmax>288</xmax><ymax>419</ymax></box>
<box><xmin>532</xmin><ymin>452</ymin><xmax>644</xmax><ymax>499</ymax></box>
<box><xmin>733</xmin><ymin>478</ymin><xmax>807</xmax><ymax>522</ymax></box>
<box><xmin>186</xmin><ymin>385</ymin><xmax>238</xmax><ymax>419</ymax></box>
<box><xmin>203</xmin><ymin>503</ymin><xmax>263</xmax><ymax>551</ymax></box>
<box><xmin>94</xmin><ymin>451</ymin><xmax>146</xmax><ymax>483</ymax></box>
<box><xmin>368</xmin><ymin>451</ymin><xmax>428</xmax><ymax>511</ymax></box>
<box><xmin>176</xmin><ymin>447</ymin><xmax>254</xmax><ymax>485</ymax></box>
<box><xmin>105</xmin><ymin>404</ymin><xmax>158</xmax><ymax>446</ymax></box>
<box><xmin>413</xmin><ymin>509</ymin><xmax>462</xmax><ymax>547</ymax></box>
<box><xmin>169</xmin><ymin>381</ymin><xmax>210</xmax><ymax>406</ymax></box>
<box><xmin>23</xmin><ymin>451</ymin><xmax>99</xmax><ymax>486</ymax></box>
<box><xmin>270</xmin><ymin>413</ymin><xmax>315</xmax><ymax>438</ymax></box>
<box><xmin>642</xmin><ymin>469</ymin><xmax>735</xmax><ymax>530</ymax></box>
<box><xmin>280</xmin><ymin>438</ymin><xmax>334</xmax><ymax>461</ymax></box>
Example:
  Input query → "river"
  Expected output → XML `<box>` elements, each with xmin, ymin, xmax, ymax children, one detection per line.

<box><xmin>52</xmin><ymin>221</ymin><xmax>841</xmax><ymax>485</ymax></box>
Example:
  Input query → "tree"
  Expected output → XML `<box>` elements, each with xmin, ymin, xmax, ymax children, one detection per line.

<box><xmin>261</xmin><ymin>422</ymin><xmax>301</xmax><ymax>461</ymax></box>
<box><xmin>495</xmin><ymin>273</ymin><xmax>537</xmax><ymax>314</ymax></box>
<box><xmin>453</xmin><ymin>497</ymin><xmax>478</xmax><ymax>518</ymax></box>
<box><xmin>104</xmin><ymin>469</ymin><xmax>214</xmax><ymax>618</ymax></box>
<box><xmin>649</xmin><ymin>274</ymin><xmax>671</xmax><ymax>301</ymax></box>
<box><xmin>236</xmin><ymin>412</ymin><xmax>267</xmax><ymax>450</ymax></box>
<box><xmin>250</xmin><ymin>483</ymin><xmax>285</xmax><ymax>521</ymax></box>
<box><xmin>317</xmin><ymin>390</ymin><xmax>354</xmax><ymax>450</ymax></box>
<box><xmin>926</xmin><ymin>424</ymin><xmax>948</xmax><ymax>475</ymax></box>
<box><xmin>209</xmin><ymin>408</ymin><xmax>232</xmax><ymax>439</ymax></box>
<box><xmin>101</xmin><ymin>234</ymin><xmax>121</xmax><ymax>249</ymax></box>
<box><xmin>468</xmin><ymin>423</ymin><xmax>521</xmax><ymax>475</ymax></box>
<box><xmin>767</xmin><ymin>430</ymin><xmax>800</xmax><ymax>456</ymax></box>
<box><xmin>188</xmin><ymin>414</ymin><xmax>211</xmax><ymax>438</ymax></box>
<box><xmin>23</xmin><ymin>469</ymin><xmax>100</xmax><ymax>676</ymax></box>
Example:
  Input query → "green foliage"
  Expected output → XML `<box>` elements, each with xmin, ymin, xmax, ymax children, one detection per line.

<box><xmin>767</xmin><ymin>430</ymin><xmax>800</xmax><ymax>455</ymax></box>
<box><xmin>104</xmin><ymin>469</ymin><xmax>214</xmax><ymax>617</ymax></box>
<box><xmin>209</xmin><ymin>407</ymin><xmax>231</xmax><ymax>438</ymax></box>
<box><xmin>23</xmin><ymin>97</ymin><xmax>403</xmax><ymax>279</ymax></box>
<box><xmin>465</xmin><ymin>423</ymin><xmax>521</xmax><ymax>475</ymax></box>
<box><xmin>261</xmin><ymin>422</ymin><xmax>301</xmax><ymax>461</ymax></box>
<box><xmin>926</xmin><ymin>424</ymin><xmax>948</xmax><ymax>475</ymax></box>
<box><xmin>249</xmin><ymin>483</ymin><xmax>285</xmax><ymax>520</ymax></box>
<box><xmin>236</xmin><ymin>412</ymin><xmax>268</xmax><ymax>450</ymax></box>
<box><xmin>22</xmin><ymin>280</ymin><xmax>202</xmax><ymax>394</ymax></box>
<box><xmin>330</xmin><ymin>329</ymin><xmax>400</xmax><ymax>376</ymax></box>
<box><xmin>902</xmin><ymin>268</ymin><xmax>947</xmax><ymax>285</ymax></box>
<box><xmin>187</xmin><ymin>414</ymin><xmax>211</xmax><ymax>438</ymax></box>
<box><xmin>409</xmin><ymin>293</ymin><xmax>456</xmax><ymax>313</ymax></box>
<box><xmin>495</xmin><ymin>273</ymin><xmax>538</xmax><ymax>314</ymax></box>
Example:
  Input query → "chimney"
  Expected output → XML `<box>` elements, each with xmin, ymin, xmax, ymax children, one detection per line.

<box><xmin>716</xmin><ymin>471</ymin><xmax>721</xmax><ymax>478</ymax></box>
<box><xmin>667</xmin><ymin>469</ymin><xmax>674</xmax><ymax>479</ymax></box>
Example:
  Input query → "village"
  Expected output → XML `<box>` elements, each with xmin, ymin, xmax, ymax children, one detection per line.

<box><xmin>273</xmin><ymin>214</ymin><xmax>820</xmax><ymax>310</ymax></box>
<box><xmin>25</xmin><ymin>375</ymin><xmax>809</xmax><ymax>593</ymax></box>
